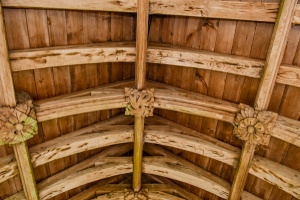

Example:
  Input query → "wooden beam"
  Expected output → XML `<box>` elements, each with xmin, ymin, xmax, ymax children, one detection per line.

<box><xmin>229</xmin><ymin>1</ymin><xmax>298</xmax><ymax>199</ymax></box>
<box><xmin>1</xmin><ymin>0</ymin><xmax>137</xmax><ymax>12</ymax></box>
<box><xmin>144</xmin><ymin>125</ymin><xmax>239</xmax><ymax>166</ymax></box>
<box><xmin>68</xmin><ymin>176</ymin><xmax>129</xmax><ymax>200</ymax></box>
<box><xmin>40</xmin><ymin>162</ymin><xmax>133</xmax><ymax>200</ymax></box>
<box><xmin>95</xmin><ymin>189</ymin><xmax>185</xmax><ymax>200</ymax></box>
<box><xmin>9</xmin><ymin>42</ymin><xmax>136</xmax><ymax>71</ymax></box>
<box><xmin>0</xmin><ymin>2</ymin><xmax>39</xmax><ymax>200</ymax></box>
<box><xmin>149</xmin><ymin>0</ymin><xmax>279</xmax><ymax>22</ymax></box>
<box><xmin>147</xmin><ymin>175</ymin><xmax>203</xmax><ymax>200</ymax></box>
<box><xmin>0</xmin><ymin>115</ymin><xmax>134</xmax><ymax>183</ymax></box>
<box><xmin>132</xmin><ymin>0</ymin><xmax>149</xmax><ymax>193</ymax></box>
<box><xmin>38</xmin><ymin>143</ymin><xmax>133</xmax><ymax>189</ymax></box>
<box><xmin>141</xmin><ymin>148</ymin><xmax>261</xmax><ymax>200</ymax></box>
<box><xmin>95</xmin><ymin>184</ymin><xmax>174</xmax><ymax>195</ymax></box>
<box><xmin>272</xmin><ymin>115</ymin><xmax>300</xmax><ymax>147</ymax></box>
<box><xmin>4</xmin><ymin>0</ymin><xmax>300</xmax><ymax>25</ymax></box>
<box><xmin>35</xmin><ymin>89</ymin><xmax>127</xmax><ymax>122</ymax></box>
<box><xmin>30</xmin><ymin>125</ymin><xmax>133</xmax><ymax>167</ymax></box>
<box><xmin>9</xmin><ymin>43</ymin><xmax>300</xmax><ymax>88</ymax></box>
<box><xmin>143</xmin><ymin>124</ymin><xmax>300</xmax><ymax>198</ymax></box>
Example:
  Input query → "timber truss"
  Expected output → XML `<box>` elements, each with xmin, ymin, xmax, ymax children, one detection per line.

<box><xmin>0</xmin><ymin>0</ymin><xmax>300</xmax><ymax>200</ymax></box>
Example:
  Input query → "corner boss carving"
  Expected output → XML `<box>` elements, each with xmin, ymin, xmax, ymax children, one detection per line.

<box><xmin>233</xmin><ymin>104</ymin><xmax>278</xmax><ymax>146</ymax></box>
<box><xmin>0</xmin><ymin>92</ymin><xmax>38</xmax><ymax>145</ymax></box>
<box><xmin>125</xmin><ymin>88</ymin><xmax>154</xmax><ymax>117</ymax></box>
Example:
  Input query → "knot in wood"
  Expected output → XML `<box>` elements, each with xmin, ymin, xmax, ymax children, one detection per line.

<box><xmin>124</xmin><ymin>189</ymin><xmax>149</xmax><ymax>200</ymax></box>
<box><xmin>233</xmin><ymin>104</ymin><xmax>277</xmax><ymax>146</ymax></box>
<box><xmin>0</xmin><ymin>91</ymin><xmax>38</xmax><ymax>145</ymax></box>
<box><xmin>125</xmin><ymin>88</ymin><xmax>154</xmax><ymax>117</ymax></box>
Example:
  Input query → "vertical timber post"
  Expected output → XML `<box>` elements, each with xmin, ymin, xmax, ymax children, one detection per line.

<box><xmin>229</xmin><ymin>0</ymin><xmax>298</xmax><ymax>199</ymax></box>
<box><xmin>0</xmin><ymin>3</ymin><xmax>39</xmax><ymax>200</ymax></box>
<box><xmin>133</xmin><ymin>0</ymin><xmax>149</xmax><ymax>192</ymax></box>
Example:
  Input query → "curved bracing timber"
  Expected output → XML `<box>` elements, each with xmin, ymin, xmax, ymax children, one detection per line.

<box><xmin>2</xmin><ymin>0</ymin><xmax>300</xmax><ymax>24</ymax></box>
<box><xmin>144</xmin><ymin>126</ymin><xmax>300</xmax><ymax>198</ymax></box>
<box><xmin>9</xmin><ymin>43</ymin><xmax>300</xmax><ymax>88</ymax></box>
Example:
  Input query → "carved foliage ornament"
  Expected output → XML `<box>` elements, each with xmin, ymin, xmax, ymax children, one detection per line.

<box><xmin>0</xmin><ymin>92</ymin><xmax>38</xmax><ymax>145</ymax></box>
<box><xmin>125</xmin><ymin>88</ymin><xmax>154</xmax><ymax>117</ymax></box>
<box><xmin>124</xmin><ymin>189</ymin><xmax>149</xmax><ymax>200</ymax></box>
<box><xmin>233</xmin><ymin>104</ymin><xmax>277</xmax><ymax>146</ymax></box>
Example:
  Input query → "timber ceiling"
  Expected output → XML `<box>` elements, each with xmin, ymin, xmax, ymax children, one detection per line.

<box><xmin>0</xmin><ymin>0</ymin><xmax>300</xmax><ymax>200</ymax></box>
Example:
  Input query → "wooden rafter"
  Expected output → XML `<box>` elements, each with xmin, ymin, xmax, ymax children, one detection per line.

<box><xmin>9</xmin><ymin>43</ymin><xmax>300</xmax><ymax>88</ymax></box>
<box><xmin>0</xmin><ymin>3</ymin><xmax>39</xmax><ymax>200</ymax></box>
<box><xmin>132</xmin><ymin>0</ymin><xmax>149</xmax><ymax>192</ymax></box>
<box><xmin>2</xmin><ymin>0</ymin><xmax>300</xmax><ymax>24</ymax></box>
<box><xmin>229</xmin><ymin>0</ymin><xmax>298</xmax><ymax>199</ymax></box>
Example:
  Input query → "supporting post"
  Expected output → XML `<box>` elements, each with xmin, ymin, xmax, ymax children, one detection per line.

<box><xmin>0</xmin><ymin>2</ymin><xmax>39</xmax><ymax>200</ymax></box>
<box><xmin>229</xmin><ymin>0</ymin><xmax>298</xmax><ymax>199</ymax></box>
<box><xmin>132</xmin><ymin>0</ymin><xmax>149</xmax><ymax>192</ymax></box>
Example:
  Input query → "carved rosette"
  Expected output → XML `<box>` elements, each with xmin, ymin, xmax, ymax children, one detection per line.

<box><xmin>124</xmin><ymin>189</ymin><xmax>149</xmax><ymax>200</ymax></box>
<box><xmin>0</xmin><ymin>92</ymin><xmax>38</xmax><ymax>145</ymax></box>
<box><xmin>125</xmin><ymin>88</ymin><xmax>154</xmax><ymax>117</ymax></box>
<box><xmin>233</xmin><ymin>104</ymin><xmax>277</xmax><ymax>146</ymax></box>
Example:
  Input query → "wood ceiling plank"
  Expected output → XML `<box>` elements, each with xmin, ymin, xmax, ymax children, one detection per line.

<box><xmin>0</xmin><ymin>3</ymin><xmax>39</xmax><ymax>200</ymax></box>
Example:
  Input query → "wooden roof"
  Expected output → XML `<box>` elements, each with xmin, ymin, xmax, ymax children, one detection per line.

<box><xmin>0</xmin><ymin>0</ymin><xmax>300</xmax><ymax>200</ymax></box>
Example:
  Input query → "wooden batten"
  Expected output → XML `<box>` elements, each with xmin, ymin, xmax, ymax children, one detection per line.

<box><xmin>9</xmin><ymin>43</ymin><xmax>300</xmax><ymax>88</ymax></box>
<box><xmin>9</xmin><ymin>42</ymin><xmax>136</xmax><ymax>71</ymax></box>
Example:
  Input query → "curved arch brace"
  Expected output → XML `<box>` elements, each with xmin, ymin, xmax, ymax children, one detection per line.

<box><xmin>30</xmin><ymin>125</ymin><xmax>133</xmax><ymax>167</ymax></box>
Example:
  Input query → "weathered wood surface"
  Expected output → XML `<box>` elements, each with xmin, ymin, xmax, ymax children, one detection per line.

<box><xmin>30</xmin><ymin>125</ymin><xmax>133</xmax><ymax>167</ymax></box>
<box><xmin>3</xmin><ymin>0</ymin><xmax>300</xmax><ymax>25</ymax></box>
<box><xmin>95</xmin><ymin>184</ymin><xmax>174</xmax><ymax>195</ymax></box>
<box><xmin>272</xmin><ymin>116</ymin><xmax>300</xmax><ymax>147</ymax></box>
<box><xmin>40</xmin><ymin>163</ymin><xmax>133</xmax><ymax>200</ymax></box>
<box><xmin>95</xmin><ymin>189</ymin><xmax>185</xmax><ymax>200</ymax></box>
<box><xmin>35</xmin><ymin>89</ymin><xmax>127</xmax><ymax>121</ymax></box>
<box><xmin>68</xmin><ymin>176</ymin><xmax>128</xmax><ymax>200</ymax></box>
<box><xmin>9</xmin><ymin>42</ymin><xmax>136</xmax><ymax>71</ymax></box>
<box><xmin>0</xmin><ymin>3</ymin><xmax>39</xmax><ymax>199</ymax></box>
<box><xmin>143</xmin><ymin>125</ymin><xmax>300</xmax><ymax>198</ymax></box>
<box><xmin>230</xmin><ymin>0</ymin><xmax>298</xmax><ymax>199</ymax></box>
<box><xmin>1</xmin><ymin>0</ymin><xmax>137</xmax><ymax>12</ymax></box>
<box><xmin>144</xmin><ymin>126</ymin><xmax>239</xmax><ymax>166</ymax></box>
<box><xmin>147</xmin><ymin>170</ymin><xmax>203</xmax><ymax>200</ymax></box>
<box><xmin>0</xmin><ymin>115</ymin><xmax>133</xmax><ymax>183</ymax></box>
<box><xmin>9</xmin><ymin>43</ymin><xmax>300</xmax><ymax>88</ymax></box>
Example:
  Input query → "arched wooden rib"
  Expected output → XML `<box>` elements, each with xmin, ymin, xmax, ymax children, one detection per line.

<box><xmin>0</xmin><ymin>115</ymin><xmax>134</xmax><ymax>184</ymax></box>
<box><xmin>40</xmin><ymin>163</ymin><xmax>133</xmax><ymax>200</ymax></box>
<box><xmin>30</xmin><ymin>125</ymin><xmax>133</xmax><ymax>167</ymax></box>
<box><xmin>144</xmin><ymin>126</ymin><xmax>300</xmax><ymax>198</ymax></box>
<box><xmin>94</xmin><ymin>190</ymin><xmax>185</xmax><ymax>200</ymax></box>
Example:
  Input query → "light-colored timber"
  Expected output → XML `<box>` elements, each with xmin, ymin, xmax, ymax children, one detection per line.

<box><xmin>9</xmin><ymin>43</ymin><xmax>300</xmax><ymax>88</ymax></box>
<box><xmin>30</xmin><ymin>125</ymin><xmax>133</xmax><ymax>167</ymax></box>
<box><xmin>0</xmin><ymin>115</ymin><xmax>134</xmax><ymax>183</ymax></box>
<box><xmin>95</xmin><ymin>189</ymin><xmax>185</xmax><ymax>200</ymax></box>
<box><xmin>144</xmin><ymin>125</ymin><xmax>300</xmax><ymax>198</ymax></box>
<box><xmin>147</xmin><ymin>174</ymin><xmax>204</xmax><ymax>200</ymax></box>
<box><xmin>141</xmin><ymin>150</ymin><xmax>261</xmax><ymax>200</ymax></box>
<box><xmin>0</xmin><ymin>3</ymin><xmax>38</xmax><ymax>200</ymax></box>
<box><xmin>68</xmin><ymin>176</ymin><xmax>129</xmax><ymax>200</ymax></box>
<box><xmin>9</xmin><ymin>42</ymin><xmax>136</xmax><ymax>71</ymax></box>
<box><xmin>132</xmin><ymin>0</ymin><xmax>149</xmax><ymax>193</ymax></box>
<box><xmin>229</xmin><ymin>0</ymin><xmax>298</xmax><ymax>199</ymax></box>
<box><xmin>4</xmin><ymin>0</ymin><xmax>300</xmax><ymax>25</ymax></box>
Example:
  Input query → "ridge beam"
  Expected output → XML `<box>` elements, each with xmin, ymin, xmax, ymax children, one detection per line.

<box><xmin>132</xmin><ymin>0</ymin><xmax>149</xmax><ymax>192</ymax></box>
